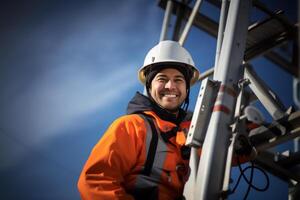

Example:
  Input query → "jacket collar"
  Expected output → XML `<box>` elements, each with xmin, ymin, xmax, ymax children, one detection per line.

<box><xmin>126</xmin><ymin>92</ymin><xmax>187</xmax><ymax>125</ymax></box>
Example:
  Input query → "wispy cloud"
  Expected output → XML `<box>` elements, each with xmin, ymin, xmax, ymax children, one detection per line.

<box><xmin>0</xmin><ymin>64</ymin><xmax>138</xmax><ymax>169</ymax></box>
<box><xmin>0</xmin><ymin>0</ymin><xmax>159</xmax><ymax>169</ymax></box>
<box><xmin>6</xmin><ymin>64</ymin><xmax>136</xmax><ymax>139</ymax></box>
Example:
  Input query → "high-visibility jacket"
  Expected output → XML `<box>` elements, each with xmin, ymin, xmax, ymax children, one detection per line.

<box><xmin>77</xmin><ymin>92</ymin><xmax>252</xmax><ymax>200</ymax></box>
<box><xmin>78</xmin><ymin>92</ymin><xmax>191</xmax><ymax>200</ymax></box>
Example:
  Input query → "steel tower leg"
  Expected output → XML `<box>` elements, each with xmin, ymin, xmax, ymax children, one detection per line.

<box><xmin>193</xmin><ymin>0</ymin><xmax>251</xmax><ymax>199</ymax></box>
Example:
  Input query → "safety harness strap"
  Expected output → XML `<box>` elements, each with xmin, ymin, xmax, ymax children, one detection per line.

<box><xmin>139</xmin><ymin>114</ymin><xmax>159</xmax><ymax>176</ymax></box>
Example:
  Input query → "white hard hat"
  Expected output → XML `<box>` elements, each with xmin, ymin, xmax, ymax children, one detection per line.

<box><xmin>138</xmin><ymin>40</ymin><xmax>200</xmax><ymax>86</ymax></box>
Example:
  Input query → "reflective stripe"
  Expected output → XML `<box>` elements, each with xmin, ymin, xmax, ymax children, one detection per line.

<box><xmin>131</xmin><ymin>114</ymin><xmax>169</xmax><ymax>199</ymax></box>
<box><xmin>219</xmin><ymin>84</ymin><xmax>237</xmax><ymax>97</ymax></box>
<box><xmin>139</xmin><ymin>114</ymin><xmax>152</xmax><ymax>161</ymax></box>
<box><xmin>151</xmin><ymin>127</ymin><xmax>168</xmax><ymax>180</ymax></box>
<box><xmin>212</xmin><ymin>104</ymin><xmax>231</xmax><ymax>114</ymax></box>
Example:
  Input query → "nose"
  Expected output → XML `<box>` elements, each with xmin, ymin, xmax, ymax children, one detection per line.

<box><xmin>165</xmin><ymin>80</ymin><xmax>176</xmax><ymax>90</ymax></box>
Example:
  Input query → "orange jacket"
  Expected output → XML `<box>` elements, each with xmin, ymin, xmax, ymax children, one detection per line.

<box><xmin>77</xmin><ymin>110</ymin><xmax>191</xmax><ymax>200</ymax></box>
<box><xmin>77</xmin><ymin>92</ymin><xmax>251</xmax><ymax>200</ymax></box>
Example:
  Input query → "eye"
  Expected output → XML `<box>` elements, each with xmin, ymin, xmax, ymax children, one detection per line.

<box><xmin>157</xmin><ymin>77</ymin><xmax>167</xmax><ymax>82</ymax></box>
<box><xmin>175</xmin><ymin>78</ymin><xmax>184</xmax><ymax>83</ymax></box>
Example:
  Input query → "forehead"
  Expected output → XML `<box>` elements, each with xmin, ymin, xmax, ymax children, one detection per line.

<box><xmin>155</xmin><ymin>68</ymin><xmax>184</xmax><ymax>77</ymax></box>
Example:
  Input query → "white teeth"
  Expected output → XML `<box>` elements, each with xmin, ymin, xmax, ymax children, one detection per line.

<box><xmin>164</xmin><ymin>94</ymin><xmax>177</xmax><ymax>98</ymax></box>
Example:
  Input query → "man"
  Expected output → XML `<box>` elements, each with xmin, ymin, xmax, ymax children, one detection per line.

<box><xmin>77</xmin><ymin>40</ymin><xmax>200</xmax><ymax>200</ymax></box>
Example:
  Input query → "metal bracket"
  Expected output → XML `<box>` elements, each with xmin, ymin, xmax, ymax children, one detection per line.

<box><xmin>185</xmin><ymin>78</ymin><xmax>220</xmax><ymax>147</ymax></box>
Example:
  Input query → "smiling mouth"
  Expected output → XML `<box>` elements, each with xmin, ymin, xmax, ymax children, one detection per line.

<box><xmin>161</xmin><ymin>94</ymin><xmax>178</xmax><ymax>98</ymax></box>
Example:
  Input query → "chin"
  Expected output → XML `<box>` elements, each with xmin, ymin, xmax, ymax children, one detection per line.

<box><xmin>162</xmin><ymin>105</ymin><xmax>179</xmax><ymax>111</ymax></box>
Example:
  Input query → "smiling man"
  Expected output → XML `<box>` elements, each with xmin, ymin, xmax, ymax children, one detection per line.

<box><xmin>77</xmin><ymin>40</ymin><xmax>200</xmax><ymax>200</ymax></box>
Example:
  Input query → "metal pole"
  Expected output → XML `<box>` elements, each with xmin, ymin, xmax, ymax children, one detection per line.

<box><xmin>244</xmin><ymin>65</ymin><xmax>286</xmax><ymax>120</ymax></box>
<box><xmin>178</xmin><ymin>0</ymin><xmax>203</xmax><ymax>46</ymax></box>
<box><xmin>160</xmin><ymin>0</ymin><xmax>174</xmax><ymax>41</ymax></box>
<box><xmin>183</xmin><ymin>148</ymin><xmax>200</xmax><ymax>200</ymax></box>
<box><xmin>213</xmin><ymin>0</ymin><xmax>229</xmax><ymax>78</ymax></box>
<box><xmin>222</xmin><ymin>79</ymin><xmax>247</xmax><ymax>196</ymax></box>
<box><xmin>199</xmin><ymin>67</ymin><xmax>214</xmax><ymax>81</ymax></box>
<box><xmin>194</xmin><ymin>0</ymin><xmax>251</xmax><ymax>199</ymax></box>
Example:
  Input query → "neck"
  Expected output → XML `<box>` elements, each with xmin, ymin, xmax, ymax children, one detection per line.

<box><xmin>151</xmin><ymin>100</ymin><xmax>185</xmax><ymax>125</ymax></box>
<box><xmin>166</xmin><ymin>108</ymin><xmax>179</xmax><ymax>115</ymax></box>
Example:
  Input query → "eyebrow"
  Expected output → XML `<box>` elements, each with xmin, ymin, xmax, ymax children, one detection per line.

<box><xmin>155</xmin><ymin>73</ymin><xmax>185</xmax><ymax>79</ymax></box>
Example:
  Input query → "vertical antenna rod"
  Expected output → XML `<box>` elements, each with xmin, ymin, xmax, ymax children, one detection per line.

<box><xmin>160</xmin><ymin>0</ymin><xmax>174</xmax><ymax>41</ymax></box>
<box><xmin>178</xmin><ymin>0</ymin><xmax>203</xmax><ymax>45</ymax></box>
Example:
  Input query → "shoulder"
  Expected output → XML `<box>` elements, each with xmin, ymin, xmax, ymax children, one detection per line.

<box><xmin>113</xmin><ymin>114</ymin><xmax>146</xmax><ymax>125</ymax></box>
<box><xmin>109</xmin><ymin>114</ymin><xmax>148</xmax><ymax>133</ymax></box>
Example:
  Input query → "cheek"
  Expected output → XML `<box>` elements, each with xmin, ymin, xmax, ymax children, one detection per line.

<box><xmin>151</xmin><ymin>83</ymin><xmax>164</xmax><ymax>94</ymax></box>
<box><xmin>180</xmin><ymin>85</ymin><xmax>187</xmax><ymax>95</ymax></box>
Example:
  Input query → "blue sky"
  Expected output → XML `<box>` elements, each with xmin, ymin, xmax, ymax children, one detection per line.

<box><xmin>0</xmin><ymin>0</ymin><xmax>297</xmax><ymax>199</ymax></box>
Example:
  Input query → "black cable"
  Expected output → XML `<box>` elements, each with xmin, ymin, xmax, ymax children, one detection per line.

<box><xmin>243</xmin><ymin>161</ymin><xmax>254</xmax><ymax>200</ymax></box>
<box><xmin>230</xmin><ymin>157</ymin><xmax>270</xmax><ymax>199</ymax></box>
<box><xmin>238</xmin><ymin>160</ymin><xmax>270</xmax><ymax>192</ymax></box>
